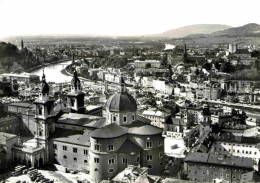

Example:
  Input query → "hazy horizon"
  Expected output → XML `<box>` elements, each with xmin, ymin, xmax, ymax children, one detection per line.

<box><xmin>0</xmin><ymin>0</ymin><xmax>260</xmax><ymax>38</ymax></box>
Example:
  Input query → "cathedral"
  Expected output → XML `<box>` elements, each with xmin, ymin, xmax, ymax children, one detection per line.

<box><xmin>7</xmin><ymin>70</ymin><xmax>165</xmax><ymax>182</ymax></box>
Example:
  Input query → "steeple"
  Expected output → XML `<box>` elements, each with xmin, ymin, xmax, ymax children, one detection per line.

<box><xmin>21</xmin><ymin>39</ymin><xmax>24</xmax><ymax>50</ymax></box>
<box><xmin>184</xmin><ymin>44</ymin><xmax>187</xmax><ymax>57</ymax></box>
<box><xmin>67</xmin><ymin>69</ymin><xmax>85</xmax><ymax>113</ymax></box>
<box><xmin>119</xmin><ymin>76</ymin><xmax>127</xmax><ymax>93</ymax></box>
<box><xmin>71</xmin><ymin>69</ymin><xmax>81</xmax><ymax>92</ymax></box>
<box><xmin>41</xmin><ymin>69</ymin><xmax>49</xmax><ymax>95</ymax></box>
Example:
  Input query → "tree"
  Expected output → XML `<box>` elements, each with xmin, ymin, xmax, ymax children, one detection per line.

<box><xmin>145</xmin><ymin>63</ymin><xmax>151</xmax><ymax>69</ymax></box>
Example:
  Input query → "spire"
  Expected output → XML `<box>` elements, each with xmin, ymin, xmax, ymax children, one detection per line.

<box><xmin>184</xmin><ymin>43</ymin><xmax>187</xmax><ymax>57</ymax></box>
<box><xmin>21</xmin><ymin>39</ymin><xmax>24</xmax><ymax>50</ymax></box>
<box><xmin>71</xmin><ymin>69</ymin><xmax>81</xmax><ymax>91</ymax></box>
<box><xmin>41</xmin><ymin>69</ymin><xmax>49</xmax><ymax>95</ymax></box>
<box><xmin>119</xmin><ymin>76</ymin><xmax>127</xmax><ymax>93</ymax></box>
<box><xmin>42</xmin><ymin>69</ymin><xmax>46</xmax><ymax>82</ymax></box>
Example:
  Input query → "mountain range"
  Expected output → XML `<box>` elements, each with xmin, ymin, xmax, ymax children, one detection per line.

<box><xmin>149</xmin><ymin>24</ymin><xmax>232</xmax><ymax>38</ymax></box>
<box><xmin>148</xmin><ymin>23</ymin><xmax>260</xmax><ymax>39</ymax></box>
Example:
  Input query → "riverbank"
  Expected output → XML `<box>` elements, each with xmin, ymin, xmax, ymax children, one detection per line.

<box><xmin>26</xmin><ymin>59</ymin><xmax>72</xmax><ymax>73</ymax></box>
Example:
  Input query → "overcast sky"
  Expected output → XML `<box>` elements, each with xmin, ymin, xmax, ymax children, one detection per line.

<box><xmin>0</xmin><ymin>0</ymin><xmax>260</xmax><ymax>38</ymax></box>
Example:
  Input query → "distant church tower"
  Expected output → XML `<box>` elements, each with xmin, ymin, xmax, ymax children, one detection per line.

<box><xmin>21</xmin><ymin>39</ymin><xmax>24</xmax><ymax>50</ymax></box>
<box><xmin>67</xmin><ymin>70</ymin><xmax>85</xmax><ymax>113</ymax></box>
<box><xmin>184</xmin><ymin>43</ymin><xmax>187</xmax><ymax>58</ymax></box>
<box><xmin>33</xmin><ymin>70</ymin><xmax>55</xmax><ymax>164</ymax></box>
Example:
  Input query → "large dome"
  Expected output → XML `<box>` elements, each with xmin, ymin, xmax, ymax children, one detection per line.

<box><xmin>106</xmin><ymin>92</ymin><xmax>137</xmax><ymax>113</ymax></box>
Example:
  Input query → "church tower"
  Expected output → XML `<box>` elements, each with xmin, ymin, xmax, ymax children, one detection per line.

<box><xmin>67</xmin><ymin>69</ymin><xmax>85</xmax><ymax>113</ymax></box>
<box><xmin>33</xmin><ymin>70</ymin><xmax>55</xmax><ymax>163</ymax></box>
<box><xmin>184</xmin><ymin>43</ymin><xmax>187</xmax><ymax>58</ymax></box>
<box><xmin>21</xmin><ymin>39</ymin><xmax>24</xmax><ymax>50</ymax></box>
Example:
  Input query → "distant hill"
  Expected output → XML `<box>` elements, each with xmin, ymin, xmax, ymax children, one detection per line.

<box><xmin>211</xmin><ymin>23</ymin><xmax>260</xmax><ymax>37</ymax></box>
<box><xmin>149</xmin><ymin>24</ymin><xmax>232</xmax><ymax>38</ymax></box>
<box><xmin>179</xmin><ymin>23</ymin><xmax>260</xmax><ymax>46</ymax></box>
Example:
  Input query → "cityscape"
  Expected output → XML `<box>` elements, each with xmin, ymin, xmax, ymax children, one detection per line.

<box><xmin>1</xmin><ymin>0</ymin><xmax>260</xmax><ymax>183</ymax></box>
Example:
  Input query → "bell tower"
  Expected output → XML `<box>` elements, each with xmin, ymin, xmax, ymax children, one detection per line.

<box><xmin>67</xmin><ymin>69</ymin><xmax>85</xmax><ymax>113</ymax></box>
<box><xmin>33</xmin><ymin>70</ymin><xmax>55</xmax><ymax>163</ymax></box>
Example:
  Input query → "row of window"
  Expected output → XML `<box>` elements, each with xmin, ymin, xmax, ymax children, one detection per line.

<box><xmin>53</xmin><ymin>144</ymin><xmax>88</xmax><ymax>155</ymax></box>
<box><xmin>55</xmin><ymin>142</ymin><xmax>163</xmax><ymax>154</ymax></box>
<box><xmin>94</xmin><ymin>144</ymin><xmax>114</xmax><ymax>151</ymax></box>
<box><xmin>112</xmin><ymin>114</ymin><xmax>135</xmax><ymax>122</ymax></box>
<box><xmin>215</xmin><ymin>147</ymin><xmax>257</xmax><ymax>155</ymax></box>
<box><xmin>218</xmin><ymin>142</ymin><xmax>255</xmax><ymax>148</ymax></box>
<box><xmin>93</xmin><ymin>153</ymin><xmax>162</xmax><ymax>165</ymax></box>
<box><xmin>62</xmin><ymin>155</ymin><xmax>88</xmax><ymax>164</ymax></box>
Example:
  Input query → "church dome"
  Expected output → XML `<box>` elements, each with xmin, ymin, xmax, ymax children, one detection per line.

<box><xmin>106</xmin><ymin>92</ymin><xmax>137</xmax><ymax>113</ymax></box>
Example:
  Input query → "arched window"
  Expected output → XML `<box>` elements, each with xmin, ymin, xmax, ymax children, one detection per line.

<box><xmin>147</xmin><ymin>165</ymin><xmax>153</xmax><ymax>169</ymax></box>
<box><xmin>108</xmin><ymin>169</ymin><xmax>114</xmax><ymax>173</ymax></box>
<box><xmin>63</xmin><ymin>155</ymin><xmax>67</xmax><ymax>159</ymax></box>
<box><xmin>74</xmin><ymin>157</ymin><xmax>77</xmax><ymax>161</ymax></box>
<box><xmin>84</xmin><ymin>160</ymin><xmax>88</xmax><ymax>164</ymax></box>
<box><xmin>38</xmin><ymin>105</ymin><xmax>43</xmax><ymax>115</ymax></box>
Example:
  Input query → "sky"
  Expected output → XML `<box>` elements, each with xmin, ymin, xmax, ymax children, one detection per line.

<box><xmin>0</xmin><ymin>0</ymin><xmax>260</xmax><ymax>38</ymax></box>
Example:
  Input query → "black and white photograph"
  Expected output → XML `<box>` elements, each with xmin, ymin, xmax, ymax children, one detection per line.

<box><xmin>1</xmin><ymin>0</ymin><xmax>260</xmax><ymax>182</ymax></box>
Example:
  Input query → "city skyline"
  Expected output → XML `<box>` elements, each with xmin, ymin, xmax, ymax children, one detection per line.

<box><xmin>0</xmin><ymin>0</ymin><xmax>260</xmax><ymax>38</ymax></box>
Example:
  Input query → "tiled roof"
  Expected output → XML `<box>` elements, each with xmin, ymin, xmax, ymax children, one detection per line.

<box><xmin>91</xmin><ymin>123</ymin><xmax>127</xmax><ymax>138</ymax></box>
<box><xmin>185</xmin><ymin>152</ymin><xmax>253</xmax><ymax>168</ymax></box>
<box><xmin>51</xmin><ymin>128</ymin><xmax>92</xmax><ymax>146</ymax></box>
<box><xmin>118</xmin><ymin>139</ymin><xmax>142</xmax><ymax>154</ymax></box>
<box><xmin>9</xmin><ymin>102</ymin><xmax>33</xmax><ymax>108</ymax></box>
<box><xmin>91</xmin><ymin>121</ymin><xmax>162</xmax><ymax>139</ymax></box>
<box><xmin>0</xmin><ymin>132</ymin><xmax>17</xmax><ymax>145</ymax></box>
<box><xmin>58</xmin><ymin>113</ymin><xmax>106</xmax><ymax>128</ymax></box>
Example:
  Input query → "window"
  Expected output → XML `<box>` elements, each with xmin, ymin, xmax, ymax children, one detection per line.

<box><xmin>108</xmin><ymin>145</ymin><xmax>114</xmax><ymax>151</ymax></box>
<box><xmin>159</xmin><ymin>152</ymin><xmax>163</xmax><ymax>158</ymax></box>
<box><xmin>94</xmin><ymin>144</ymin><xmax>100</xmax><ymax>151</ymax></box>
<box><xmin>63</xmin><ymin>146</ymin><xmax>67</xmax><ymax>151</ymax></box>
<box><xmin>122</xmin><ymin>158</ymin><xmax>128</xmax><ymax>164</ymax></box>
<box><xmin>73</xmin><ymin>148</ymin><xmax>77</xmax><ymax>153</ymax></box>
<box><xmin>123</xmin><ymin>115</ymin><xmax>127</xmax><ymax>122</ymax></box>
<box><xmin>158</xmin><ymin>140</ymin><xmax>162</xmax><ymax>147</ymax></box>
<box><xmin>94</xmin><ymin>158</ymin><xmax>99</xmax><ymax>163</ymax></box>
<box><xmin>108</xmin><ymin>169</ymin><xmax>114</xmax><ymax>173</ymax></box>
<box><xmin>84</xmin><ymin>149</ymin><xmax>88</xmax><ymax>155</ymax></box>
<box><xmin>132</xmin><ymin>114</ymin><xmax>135</xmax><ymax>121</ymax></box>
<box><xmin>147</xmin><ymin>165</ymin><xmax>153</xmax><ymax>169</ymax></box>
<box><xmin>137</xmin><ymin>157</ymin><xmax>140</xmax><ymax>163</ymax></box>
<box><xmin>63</xmin><ymin>155</ymin><xmax>67</xmax><ymax>159</ymax></box>
<box><xmin>84</xmin><ymin>160</ymin><xmax>88</xmax><ymax>164</ymax></box>
<box><xmin>146</xmin><ymin>155</ymin><xmax>152</xmax><ymax>161</ymax></box>
<box><xmin>146</xmin><ymin>142</ymin><xmax>152</xmax><ymax>148</ymax></box>
<box><xmin>74</xmin><ymin>157</ymin><xmax>77</xmax><ymax>161</ymax></box>
<box><xmin>108</xmin><ymin>159</ymin><xmax>115</xmax><ymax>164</ymax></box>
<box><xmin>113</xmin><ymin>116</ymin><xmax>116</xmax><ymax>122</ymax></box>
<box><xmin>39</xmin><ymin>131</ymin><xmax>42</xmax><ymax>136</ymax></box>
<box><xmin>53</xmin><ymin>144</ymin><xmax>57</xmax><ymax>149</ymax></box>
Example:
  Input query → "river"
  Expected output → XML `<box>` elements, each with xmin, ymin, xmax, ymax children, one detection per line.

<box><xmin>31</xmin><ymin>60</ymin><xmax>73</xmax><ymax>83</ymax></box>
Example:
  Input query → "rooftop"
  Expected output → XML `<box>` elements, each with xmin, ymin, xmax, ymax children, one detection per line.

<box><xmin>185</xmin><ymin>152</ymin><xmax>253</xmax><ymax>168</ymax></box>
<box><xmin>58</xmin><ymin>113</ymin><xmax>107</xmax><ymax>128</ymax></box>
